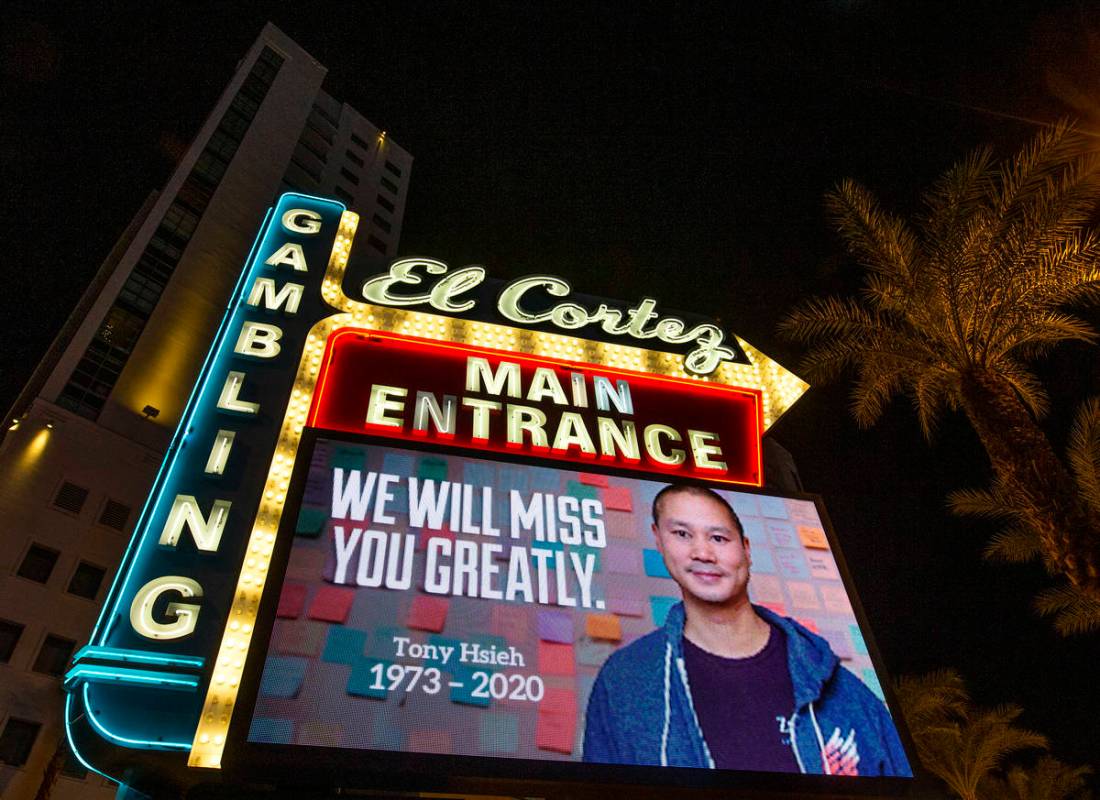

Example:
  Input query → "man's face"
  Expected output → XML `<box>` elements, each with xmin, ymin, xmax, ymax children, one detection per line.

<box><xmin>653</xmin><ymin>491</ymin><xmax>751</xmax><ymax>608</ymax></box>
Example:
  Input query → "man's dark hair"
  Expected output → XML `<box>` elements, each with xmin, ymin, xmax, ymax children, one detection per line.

<box><xmin>652</xmin><ymin>483</ymin><xmax>744</xmax><ymax>539</ymax></box>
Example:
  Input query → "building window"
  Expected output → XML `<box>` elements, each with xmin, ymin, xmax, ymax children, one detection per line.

<box><xmin>17</xmin><ymin>544</ymin><xmax>59</xmax><ymax>584</ymax></box>
<box><xmin>377</xmin><ymin>194</ymin><xmax>395</xmax><ymax>213</ymax></box>
<box><xmin>0</xmin><ymin>620</ymin><xmax>24</xmax><ymax>663</ymax></box>
<box><xmin>98</xmin><ymin>499</ymin><xmax>131</xmax><ymax>531</ymax></box>
<box><xmin>380</xmin><ymin>176</ymin><xmax>399</xmax><ymax>194</ymax></box>
<box><xmin>350</xmin><ymin>132</ymin><xmax>370</xmax><ymax>151</ymax></box>
<box><xmin>32</xmin><ymin>635</ymin><xmax>76</xmax><ymax>677</ymax></box>
<box><xmin>67</xmin><ymin>562</ymin><xmax>106</xmax><ymax>600</ymax></box>
<box><xmin>384</xmin><ymin>160</ymin><xmax>402</xmax><ymax>178</ymax></box>
<box><xmin>60</xmin><ymin>742</ymin><xmax>88</xmax><ymax>780</ymax></box>
<box><xmin>339</xmin><ymin>167</ymin><xmax>360</xmax><ymax>186</ymax></box>
<box><xmin>333</xmin><ymin>185</ymin><xmax>354</xmax><ymax>204</ymax></box>
<box><xmin>0</xmin><ymin>718</ymin><xmax>40</xmax><ymax>767</ymax></box>
<box><xmin>53</xmin><ymin>482</ymin><xmax>89</xmax><ymax>515</ymax></box>
<box><xmin>345</xmin><ymin>149</ymin><xmax>364</xmax><ymax>168</ymax></box>
<box><xmin>372</xmin><ymin>213</ymin><xmax>392</xmax><ymax>234</ymax></box>
<box><xmin>367</xmin><ymin>234</ymin><xmax>388</xmax><ymax>254</ymax></box>
<box><xmin>290</xmin><ymin>155</ymin><xmax>322</xmax><ymax>183</ymax></box>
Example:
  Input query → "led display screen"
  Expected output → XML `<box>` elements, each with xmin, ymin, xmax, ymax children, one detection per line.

<box><xmin>245</xmin><ymin>435</ymin><xmax>912</xmax><ymax>782</ymax></box>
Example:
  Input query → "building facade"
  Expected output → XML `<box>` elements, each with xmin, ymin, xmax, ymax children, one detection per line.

<box><xmin>0</xmin><ymin>24</ymin><xmax>411</xmax><ymax>799</ymax></box>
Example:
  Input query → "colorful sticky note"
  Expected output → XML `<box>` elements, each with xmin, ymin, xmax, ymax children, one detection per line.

<box><xmin>787</xmin><ymin>500</ymin><xmax>820</xmax><ymax>524</ymax></box>
<box><xmin>775</xmin><ymin>549</ymin><xmax>809</xmax><ymax>579</ymax></box>
<box><xmin>330</xmin><ymin>448</ymin><xmax>364</xmax><ymax>470</ymax></box>
<box><xmin>807</xmin><ymin>552</ymin><xmax>840</xmax><ymax>581</ymax></box>
<box><xmin>606</xmin><ymin>545</ymin><xmax>642</xmax><ymax>575</ymax></box>
<box><xmin>650</xmin><ymin>595</ymin><xmax>679</xmax><ymax>627</ymax></box>
<box><xmin>767</xmin><ymin>520</ymin><xmax>799</xmax><ymax>549</ymax></box>
<box><xmin>408</xmin><ymin>596</ymin><xmax>449</xmax><ymax>632</ymax></box>
<box><xmin>308</xmin><ymin>586</ymin><xmax>355</xmax><ymax>623</ymax></box>
<box><xmin>585</xmin><ymin>613</ymin><xmax>622</xmax><ymax>641</ymax></box>
<box><xmin>643</xmin><ymin>549</ymin><xmax>672</xmax><ymax>578</ymax></box>
<box><xmin>449</xmin><ymin>665</ymin><xmax>492</xmax><ymax>707</ymax></box>
<box><xmin>417</xmin><ymin>525</ymin><xmax>455</xmax><ymax>550</ymax></box>
<box><xmin>299</xmin><ymin>721</ymin><xmax>342</xmax><ymax>748</ymax></box>
<box><xmin>249</xmin><ymin>717</ymin><xmax>293</xmax><ymax>744</ymax></box>
<box><xmin>787</xmin><ymin>581</ymin><xmax>821</xmax><ymax>610</ymax></box>
<box><xmin>538</xmin><ymin>641</ymin><xmax>576</xmax><ymax>675</ymax></box>
<box><xmin>295</xmin><ymin>507</ymin><xmax>328</xmax><ymax>537</ymax></box>
<box><xmin>286</xmin><ymin>546</ymin><xmax>325</xmax><ymax>580</ymax></box>
<box><xmin>368</xmin><ymin>626</ymin><xmax>406</xmax><ymax>657</ymax></box>
<box><xmin>749</xmin><ymin>573</ymin><xmax>784</xmax><ymax>604</ymax></box>
<box><xmin>796</xmin><ymin>617</ymin><xmax>820</xmax><ymax>634</ymax></box>
<box><xmin>417</xmin><ymin>457</ymin><xmax>449</xmax><ymax>482</ymax></box>
<box><xmin>576</xmin><ymin>637</ymin><xmax>616</xmax><ymax>667</ymax></box>
<box><xmin>849</xmin><ymin>624</ymin><xmax>868</xmax><ymax>656</ymax></box>
<box><xmin>821</xmin><ymin>585</ymin><xmax>853</xmax><ymax>615</ymax></box>
<box><xmin>760</xmin><ymin>602</ymin><xmax>788</xmax><ymax>617</ymax></box>
<box><xmin>580</xmin><ymin>473</ymin><xmax>610</xmax><ymax>487</ymax></box>
<box><xmin>602</xmin><ymin>486</ymin><xmax>634</xmax><ymax>512</ymax></box>
<box><xmin>479</xmin><ymin>712</ymin><xmax>519</xmax><ymax>753</ymax></box>
<box><xmin>730</xmin><ymin>493</ymin><xmax>759</xmax><ymax>517</ymax></box>
<box><xmin>492</xmin><ymin>605</ymin><xmax>531</xmax><ymax>643</ymax></box>
<box><xmin>537</xmin><ymin>610</ymin><xmax>574</xmax><ymax>643</ymax></box>
<box><xmin>566</xmin><ymin>480</ymin><xmax>599</xmax><ymax>500</ymax></box>
<box><xmin>740</xmin><ymin>516</ymin><xmax>765</xmax><ymax>543</ymax></box>
<box><xmin>277</xmin><ymin>583</ymin><xmax>307</xmax><ymax>619</ymax></box>
<box><xmin>607</xmin><ymin>597</ymin><xmax>646</xmax><ymax>617</ymax></box>
<box><xmin>758</xmin><ymin>496</ymin><xmax>790</xmax><ymax>519</ymax></box>
<box><xmin>536</xmin><ymin>688</ymin><xmax>577</xmax><ymax>754</ymax></box>
<box><xmin>323</xmin><ymin>626</ymin><xmax>367</xmax><ymax>664</ymax></box>
<box><xmin>408</xmin><ymin>730</ymin><xmax>453</xmax><ymax>754</ymax></box>
<box><xmin>382</xmin><ymin>452</ymin><xmax>415</xmax><ymax>477</ymax></box>
<box><xmin>260</xmin><ymin>656</ymin><xmax>308</xmax><ymax>698</ymax></box>
<box><xmin>797</xmin><ymin>525</ymin><xmax>829</xmax><ymax>549</ymax></box>
<box><xmin>275</xmin><ymin>620</ymin><xmax>327</xmax><ymax>657</ymax></box>
<box><xmin>750</xmin><ymin>546</ymin><xmax>776</xmax><ymax>574</ymax></box>
<box><xmin>372</xmin><ymin>712</ymin><xmax>404</xmax><ymax>748</ymax></box>
<box><xmin>347</xmin><ymin>657</ymin><xmax>391</xmax><ymax>699</ymax></box>
<box><xmin>861</xmin><ymin>668</ymin><xmax>885</xmax><ymax>700</ymax></box>
<box><xmin>819</xmin><ymin>626</ymin><xmax>855</xmax><ymax>660</ymax></box>
<box><xmin>463</xmin><ymin>461</ymin><xmax>495</xmax><ymax>486</ymax></box>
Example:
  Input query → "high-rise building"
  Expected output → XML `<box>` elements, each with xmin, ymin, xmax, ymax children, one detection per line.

<box><xmin>0</xmin><ymin>23</ymin><xmax>411</xmax><ymax>799</ymax></box>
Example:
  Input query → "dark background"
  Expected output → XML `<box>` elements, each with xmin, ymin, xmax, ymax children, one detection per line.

<box><xmin>4</xmin><ymin>0</ymin><xmax>1099</xmax><ymax>778</ymax></box>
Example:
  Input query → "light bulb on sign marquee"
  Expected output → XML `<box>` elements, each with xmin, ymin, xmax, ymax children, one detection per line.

<box><xmin>62</xmin><ymin>191</ymin><xmax>809</xmax><ymax>789</ymax></box>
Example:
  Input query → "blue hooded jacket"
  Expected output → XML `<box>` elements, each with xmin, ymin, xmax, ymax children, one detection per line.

<box><xmin>582</xmin><ymin>603</ymin><xmax>912</xmax><ymax>777</ymax></box>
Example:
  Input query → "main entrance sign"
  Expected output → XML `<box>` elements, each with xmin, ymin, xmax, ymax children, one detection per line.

<box><xmin>63</xmin><ymin>193</ymin><xmax>914</xmax><ymax>797</ymax></box>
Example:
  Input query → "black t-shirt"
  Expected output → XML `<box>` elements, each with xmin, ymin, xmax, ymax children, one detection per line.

<box><xmin>682</xmin><ymin>623</ymin><xmax>800</xmax><ymax>772</ymax></box>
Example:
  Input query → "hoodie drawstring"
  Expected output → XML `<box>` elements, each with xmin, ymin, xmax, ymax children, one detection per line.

<box><xmin>660</xmin><ymin>641</ymin><xmax>672</xmax><ymax>767</ymax></box>
<box><xmin>788</xmin><ymin>711</ymin><xmax>806</xmax><ymax>773</ymax></box>
<box><xmin>809</xmin><ymin>702</ymin><xmax>832</xmax><ymax>775</ymax></box>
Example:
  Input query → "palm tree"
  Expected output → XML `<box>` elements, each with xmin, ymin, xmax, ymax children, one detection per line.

<box><xmin>895</xmin><ymin>670</ymin><xmax>1048</xmax><ymax>800</ymax></box>
<box><xmin>992</xmin><ymin>755</ymin><xmax>1094</xmax><ymax>800</ymax></box>
<box><xmin>779</xmin><ymin>121</ymin><xmax>1100</xmax><ymax>603</ymax></box>
<box><xmin>950</xmin><ymin>398</ymin><xmax>1100</xmax><ymax>634</ymax></box>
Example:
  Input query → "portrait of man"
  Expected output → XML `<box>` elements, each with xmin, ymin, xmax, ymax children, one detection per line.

<box><xmin>582</xmin><ymin>483</ymin><xmax>911</xmax><ymax>776</ymax></box>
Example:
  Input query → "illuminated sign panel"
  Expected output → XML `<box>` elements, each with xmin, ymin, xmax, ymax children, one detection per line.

<box><xmin>243</xmin><ymin>437</ymin><xmax>912</xmax><ymax>785</ymax></box>
<box><xmin>64</xmin><ymin>193</ymin><xmax>915</xmax><ymax>797</ymax></box>
<box><xmin>309</xmin><ymin>330</ymin><xmax>763</xmax><ymax>485</ymax></box>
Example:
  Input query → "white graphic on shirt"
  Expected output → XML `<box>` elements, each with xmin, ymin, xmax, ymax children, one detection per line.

<box><xmin>824</xmin><ymin>727</ymin><xmax>860</xmax><ymax>776</ymax></box>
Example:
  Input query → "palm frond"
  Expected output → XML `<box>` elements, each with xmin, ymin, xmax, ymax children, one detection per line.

<box><xmin>1034</xmin><ymin>583</ymin><xmax>1100</xmax><ymax>636</ymax></box>
<box><xmin>947</xmin><ymin>486</ymin><xmax>1018</xmax><ymax>519</ymax></box>
<box><xmin>983</xmin><ymin>525</ymin><xmax>1044</xmax><ymax>564</ymax></box>
<box><xmin>826</xmin><ymin>179</ymin><xmax>918</xmax><ymax>283</ymax></box>
<box><xmin>1067</xmin><ymin>397</ymin><xmax>1100</xmax><ymax>515</ymax></box>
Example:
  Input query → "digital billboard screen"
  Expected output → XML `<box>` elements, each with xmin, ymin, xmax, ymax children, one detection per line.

<box><xmin>242</xmin><ymin>434</ymin><xmax>912</xmax><ymax>790</ymax></box>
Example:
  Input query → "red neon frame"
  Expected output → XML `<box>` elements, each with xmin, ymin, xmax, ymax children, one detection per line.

<box><xmin>307</xmin><ymin>328</ymin><xmax>764</xmax><ymax>486</ymax></box>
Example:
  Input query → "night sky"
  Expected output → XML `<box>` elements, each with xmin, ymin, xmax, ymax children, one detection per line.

<box><xmin>5</xmin><ymin>1</ymin><xmax>1100</xmax><ymax>779</ymax></box>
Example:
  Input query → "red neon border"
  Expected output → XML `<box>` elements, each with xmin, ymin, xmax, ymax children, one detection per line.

<box><xmin>307</xmin><ymin>327</ymin><xmax>765</xmax><ymax>486</ymax></box>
